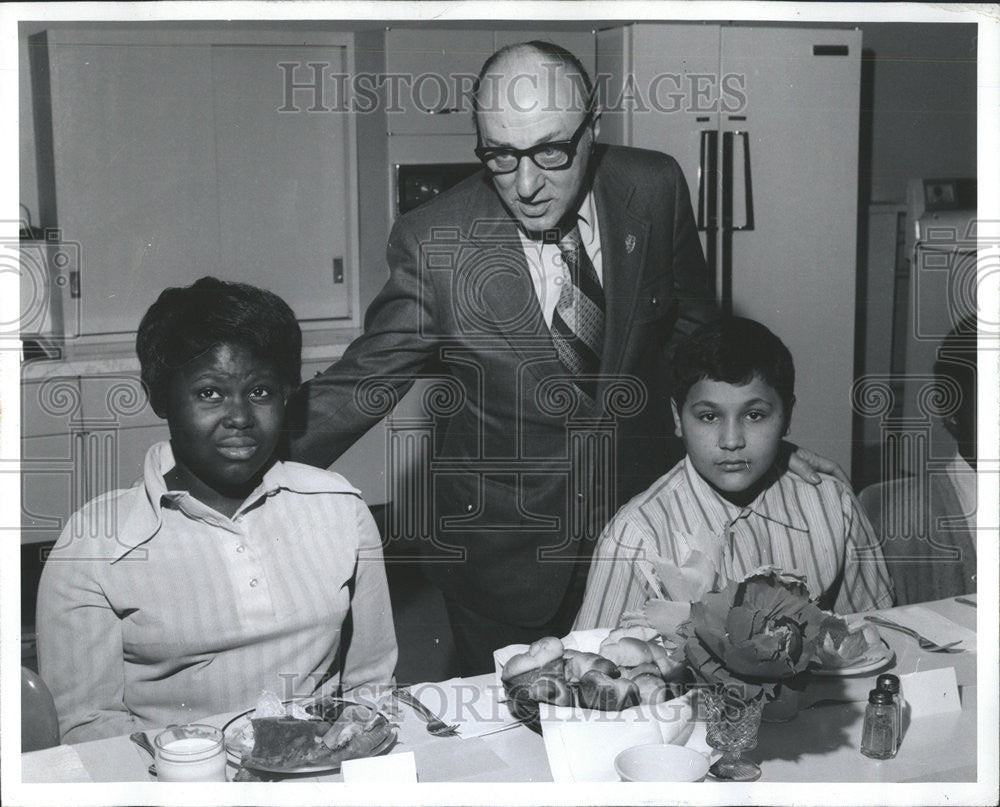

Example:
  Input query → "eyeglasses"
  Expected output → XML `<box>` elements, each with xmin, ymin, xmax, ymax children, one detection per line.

<box><xmin>474</xmin><ymin>110</ymin><xmax>594</xmax><ymax>174</ymax></box>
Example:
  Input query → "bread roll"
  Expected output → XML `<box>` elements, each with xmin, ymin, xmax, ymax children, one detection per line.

<box><xmin>528</xmin><ymin>673</ymin><xmax>574</xmax><ymax>707</ymax></box>
<box><xmin>620</xmin><ymin>662</ymin><xmax>660</xmax><ymax>679</ymax></box>
<box><xmin>564</xmin><ymin>651</ymin><xmax>620</xmax><ymax>683</ymax></box>
<box><xmin>607</xmin><ymin>626</ymin><xmax>652</xmax><ymax>642</ymax></box>
<box><xmin>501</xmin><ymin>636</ymin><xmax>565</xmax><ymax>683</ymax></box>
<box><xmin>647</xmin><ymin>640</ymin><xmax>686</xmax><ymax>681</ymax></box>
<box><xmin>633</xmin><ymin>672</ymin><xmax>669</xmax><ymax>705</ymax></box>
<box><xmin>578</xmin><ymin>670</ymin><xmax>640</xmax><ymax>712</ymax></box>
<box><xmin>598</xmin><ymin>636</ymin><xmax>654</xmax><ymax>667</ymax></box>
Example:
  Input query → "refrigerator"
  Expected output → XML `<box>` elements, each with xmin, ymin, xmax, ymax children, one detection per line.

<box><xmin>597</xmin><ymin>24</ymin><xmax>862</xmax><ymax>474</ymax></box>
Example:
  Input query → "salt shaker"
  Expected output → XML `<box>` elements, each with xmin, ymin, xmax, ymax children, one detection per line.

<box><xmin>876</xmin><ymin>673</ymin><xmax>903</xmax><ymax>748</ymax></box>
<box><xmin>861</xmin><ymin>688</ymin><xmax>897</xmax><ymax>759</ymax></box>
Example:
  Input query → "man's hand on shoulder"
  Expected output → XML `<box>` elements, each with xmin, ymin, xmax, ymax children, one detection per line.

<box><xmin>783</xmin><ymin>442</ymin><xmax>851</xmax><ymax>487</ymax></box>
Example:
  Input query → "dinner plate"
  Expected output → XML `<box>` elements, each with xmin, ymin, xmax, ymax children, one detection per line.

<box><xmin>812</xmin><ymin>639</ymin><xmax>894</xmax><ymax>677</ymax></box>
<box><xmin>222</xmin><ymin>697</ymin><xmax>397</xmax><ymax>774</ymax></box>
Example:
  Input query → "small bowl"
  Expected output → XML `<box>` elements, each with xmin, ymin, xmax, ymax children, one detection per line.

<box><xmin>614</xmin><ymin>743</ymin><xmax>710</xmax><ymax>782</ymax></box>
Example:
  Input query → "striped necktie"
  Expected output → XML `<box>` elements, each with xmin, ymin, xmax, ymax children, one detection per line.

<box><xmin>550</xmin><ymin>224</ymin><xmax>605</xmax><ymax>398</ymax></box>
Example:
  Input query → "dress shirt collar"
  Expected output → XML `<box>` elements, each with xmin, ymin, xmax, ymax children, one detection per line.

<box><xmin>516</xmin><ymin>190</ymin><xmax>598</xmax><ymax>245</ymax></box>
<box><xmin>111</xmin><ymin>441</ymin><xmax>359</xmax><ymax>561</ymax></box>
<box><xmin>575</xmin><ymin>190</ymin><xmax>598</xmax><ymax>252</ymax></box>
<box><xmin>944</xmin><ymin>448</ymin><xmax>976</xmax><ymax>518</ymax></box>
<box><xmin>681</xmin><ymin>457</ymin><xmax>810</xmax><ymax>534</ymax></box>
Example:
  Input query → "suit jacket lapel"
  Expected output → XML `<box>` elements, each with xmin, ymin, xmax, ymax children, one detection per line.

<box><xmin>593</xmin><ymin>166</ymin><xmax>651</xmax><ymax>395</ymax></box>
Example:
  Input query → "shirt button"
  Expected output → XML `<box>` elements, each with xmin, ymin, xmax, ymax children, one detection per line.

<box><xmin>236</xmin><ymin>544</ymin><xmax>245</xmax><ymax>553</ymax></box>
<box><xmin>650</xmin><ymin>295</ymin><xmax>659</xmax><ymax>306</ymax></box>
<box><xmin>249</xmin><ymin>578</ymin><xmax>258</xmax><ymax>588</ymax></box>
<box><xmin>577</xmin><ymin>492</ymin><xmax>584</xmax><ymax>499</ymax></box>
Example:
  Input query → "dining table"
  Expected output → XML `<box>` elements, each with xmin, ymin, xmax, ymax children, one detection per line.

<box><xmin>19</xmin><ymin>595</ymin><xmax>982</xmax><ymax>788</ymax></box>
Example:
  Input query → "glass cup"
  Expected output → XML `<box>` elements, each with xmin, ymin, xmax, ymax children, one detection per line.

<box><xmin>153</xmin><ymin>724</ymin><xmax>227</xmax><ymax>782</ymax></box>
<box><xmin>704</xmin><ymin>689</ymin><xmax>764</xmax><ymax>782</ymax></box>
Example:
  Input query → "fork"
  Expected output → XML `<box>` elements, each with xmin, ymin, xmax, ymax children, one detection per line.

<box><xmin>863</xmin><ymin>615</ymin><xmax>963</xmax><ymax>652</ymax></box>
<box><xmin>392</xmin><ymin>688</ymin><xmax>460</xmax><ymax>737</ymax></box>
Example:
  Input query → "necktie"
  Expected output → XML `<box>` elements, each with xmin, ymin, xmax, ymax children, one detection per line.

<box><xmin>550</xmin><ymin>225</ymin><xmax>605</xmax><ymax>398</ymax></box>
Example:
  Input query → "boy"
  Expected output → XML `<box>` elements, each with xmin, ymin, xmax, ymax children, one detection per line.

<box><xmin>575</xmin><ymin>317</ymin><xmax>893</xmax><ymax>629</ymax></box>
<box><xmin>859</xmin><ymin>315</ymin><xmax>977</xmax><ymax>604</ymax></box>
<box><xmin>37</xmin><ymin>278</ymin><xmax>397</xmax><ymax>743</ymax></box>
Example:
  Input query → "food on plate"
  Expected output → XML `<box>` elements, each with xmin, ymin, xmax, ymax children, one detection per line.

<box><xmin>501</xmin><ymin>636</ymin><xmax>565</xmax><ymax>685</ymax></box>
<box><xmin>230</xmin><ymin>693</ymin><xmax>395</xmax><ymax>770</ymax></box>
<box><xmin>598</xmin><ymin>635</ymin><xmax>654</xmax><ymax>667</ymax></box>
<box><xmin>578</xmin><ymin>670</ymin><xmax>640</xmax><ymax>711</ymax></box>
<box><xmin>813</xmin><ymin>617</ymin><xmax>882</xmax><ymax>668</ymax></box>
<box><xmin>563</xmin><ymin>650</ymin><xmax>620</xmax><ymax>683</ymax></box>
<box><xmin>632</xmin><ymin>672</ymin><xmax>669</xmax><ymax>705</ymax></box>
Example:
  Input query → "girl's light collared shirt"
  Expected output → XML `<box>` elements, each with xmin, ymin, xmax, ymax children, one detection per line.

<box><xmin>37</xmin><ymin>441</ymin><xmax>397</xmax><ymax>743</ymax></box>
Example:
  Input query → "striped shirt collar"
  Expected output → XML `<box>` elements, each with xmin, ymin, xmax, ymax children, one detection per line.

<box><xmin>680</xmin><ymin>456</ymin><xmax>810</xmax><ymax>534</ymax></box>
<box><xmin>111</xmin><ymin>441</ymin><xmax>359</xmax><ymax>561</ymax></box>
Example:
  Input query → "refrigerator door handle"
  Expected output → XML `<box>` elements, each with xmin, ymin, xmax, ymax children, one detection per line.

<box><xmin>731</xmin><ymin>130</ymin><xmax>755</xmax><ymax>231</ymax></box>
<box><xmin>721</xmin><ymin>130</ymin><xmax>734</xmax><ymax>313</ymax></box>
<box><xmin>697</xmin><ymin>129</ymin><xmax>719</xmax><ymax>300</ymax></box>
<box><xmin>696</xmin><ymin>129</ymin><xmax>718</xmax><ymax>231</ymax></box>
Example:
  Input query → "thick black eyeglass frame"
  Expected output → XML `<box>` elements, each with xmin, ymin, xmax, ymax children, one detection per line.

<box><xmin>474</xmin><ymin>108</ymin><xmax>596</xmax><ymax>174</ymax></box>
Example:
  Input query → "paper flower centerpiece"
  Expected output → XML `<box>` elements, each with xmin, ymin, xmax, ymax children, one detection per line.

<box><xmin>681</xmin><ymin>566</ymin><xmax>831</xmax><ymax>702</ymax></box>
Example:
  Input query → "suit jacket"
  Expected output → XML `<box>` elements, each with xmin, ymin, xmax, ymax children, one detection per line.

<box><xmin>288</xmin><ymin>145</ymin><xmax>714</xmax><ymax>625</ymax></box>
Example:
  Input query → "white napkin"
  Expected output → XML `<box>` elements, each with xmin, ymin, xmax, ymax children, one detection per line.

<box><xmin>885</xmin><ymin>605</ymin><xmax>977</xmax><ymax>652</ymax></box>
<box><xmin>541</xmin><ymin>708</ymin><xmax>663</xmax><ymax>782</ymax></box>
<box><xmin>646</xmin><ymin>528</ymin><xmax>724</xmax><ymax>602</ymax></box>
<box><xmin>898</xmin><ymin>666</ymin><xmax>961</xmax><ymax>719</ymax></box>
<box><xmin>21</xmin><ymin>744</ymin><xmax>93</xmax><ymax>783</ymax></box>
<box><xmin>341</xmin><ymin>750</ymin><xmax>417</xmax><ymax>783</ymax></box>
<box><xmin>540</xmin><ymin>692</ymin><xmax>705</xmax><ymax>783</ymax></box>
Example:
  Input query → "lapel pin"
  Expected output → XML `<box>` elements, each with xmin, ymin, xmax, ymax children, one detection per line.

<box><xmin>625</xmin><ymin>234</ymin><xmax>636</xmax><ymax>254</ymax></box>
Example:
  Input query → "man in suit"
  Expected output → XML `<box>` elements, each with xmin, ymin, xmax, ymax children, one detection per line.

<box><xmin>289</xmin><ymin>41</ymin><xmax>835</xmax><ymax>674</ymax></box>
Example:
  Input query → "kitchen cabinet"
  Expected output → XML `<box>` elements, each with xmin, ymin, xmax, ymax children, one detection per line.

<box><xmin>31</xmin><ymin>27</ymin><xmax>359</xmax><ymax>341</ymax></box>
<box><xmin>21</xmin><ymin>434</ymin><xmax>81</xmax><ymax>546</ymax></box>
<box><xmin>21</xmin><ymin>375</ymin><xmax>83</xmax><ymax>546</ymax></box>
<box><xmin>598</xmin><ymin>24</ymin><xmax>862</xmax><ymax>473</ymax></box>
<box><xmin>383</xmin><ymin>28</ymin><xmax>495</xmax><ymax>137</ymax></box>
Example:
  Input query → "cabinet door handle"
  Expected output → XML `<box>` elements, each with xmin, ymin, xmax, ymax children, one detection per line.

<box><xmin>333</xmin><ymin>257</ymin><xmax>344</xmax><ymax>284</ymax></box>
